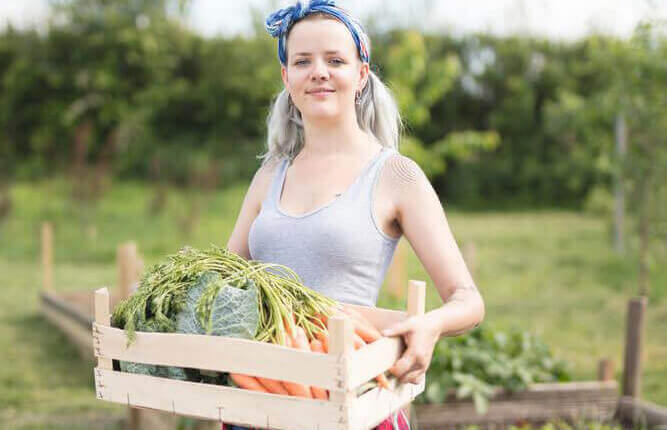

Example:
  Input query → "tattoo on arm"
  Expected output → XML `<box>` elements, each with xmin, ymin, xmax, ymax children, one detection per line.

<box><xmin>389</xmin><ymin>155</ymin><xmax>420</xmax><ymax>185</ymax></box>
<box><xmin>440</xmin><ymin>283</ymin><xmax>482</xmax><ymax>337</ymax></box>
<box><xmin>446</xmin><ymin>283</ymin><xmax>479</xmax><ymax>303</ymax></box>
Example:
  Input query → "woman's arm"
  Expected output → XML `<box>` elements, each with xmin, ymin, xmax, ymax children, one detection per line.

<box><xmin>379</xmin><ymin>154</ymin><xmax>485</xmax><ymax>383</ymax></box>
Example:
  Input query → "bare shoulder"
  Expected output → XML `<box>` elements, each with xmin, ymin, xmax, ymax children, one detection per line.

<box><xmin>247</xmin><ymin>157</ymin><xmax>283</xmax><ymax>207</ymax></box>
<box><xmin>375</xmin><ymin>152</ymin><xmax>434</xmax><ymax>228</ymax></box>
<box><xmin>226</xmin><ymin>156</ymin><xmax>284</xmax><ymax>258</ymax></box>
<box><xmin>378</xmin><ymin>153</ymin><xmax>430</xmax><ymax>195</ymax></box>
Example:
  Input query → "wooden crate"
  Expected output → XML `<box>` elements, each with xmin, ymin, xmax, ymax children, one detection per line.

<box><xmin>92</xmin><ymin>281</ymin><xmax>427</xmax><ymax>430</ymax></box>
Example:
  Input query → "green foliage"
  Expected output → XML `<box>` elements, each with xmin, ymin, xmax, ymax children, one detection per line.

<box><xmin>0</xmin><ymin>5</ymin><xmax>664</xmax><ymax>209</ymax></box>
<box><xmin>433</xmin><ymin>130</ymin><xmax>501</xmax><ymax>161</ymax></box>
<box><xmin>502</xmin><ymin>418</ymin><xmax>628</xmax><ymax>430</ymax></box>
<box><xmin>399</xmin><ymin>135</ymin><xmax>447</xmax><ymax>178</ymax></box>
<box><xmin>381</xmin><ymin>30</ymin><xmax>497</xmax><ymax>180</ymax></box>
<box><xmin>417</xmin><ymin>325</ymin><xmax>572</xmax><ymax>414</ymax></box>
<box><xmin>583</xmin><ymin>185</ymin><xmax>614</xmax><ymax>217</ymax></box>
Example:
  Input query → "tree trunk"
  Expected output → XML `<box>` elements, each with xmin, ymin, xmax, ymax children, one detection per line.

<box><xmin>637</xmin><ymin>176</ymin><xmax>651</xmax><ymax>297</ymax></box>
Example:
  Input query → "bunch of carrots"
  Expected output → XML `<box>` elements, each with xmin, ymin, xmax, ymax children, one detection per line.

<box><xmin>230</xmin><ymin>304</ymin><xmax>391</xmax><ymax>399</ymax></box>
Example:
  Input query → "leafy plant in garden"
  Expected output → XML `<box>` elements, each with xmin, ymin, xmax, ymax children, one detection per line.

<box><xmin>417</xmin><ymin>324</ymin><xmax>571</xmax><ymax>414</ymax></box>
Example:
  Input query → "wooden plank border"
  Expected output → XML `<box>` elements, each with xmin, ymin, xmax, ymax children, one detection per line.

<box><xmin>93</xmin><ymin>323</ymin><xmax>342</xmax><ymax>390</ymax></box>
<box><xmin>414</xmin><ymin>381</ymin><xmax>619</xmax><ymax>428</ymax></box>
<box><xmin>350</xmin><ymin>378</ymin><xmax>425</xmax><ymax>430</ymax></box>
<box><xmin>94</xmin><ymin>368</ymin><xmax>344</xmax><ymax>430</ymax></box>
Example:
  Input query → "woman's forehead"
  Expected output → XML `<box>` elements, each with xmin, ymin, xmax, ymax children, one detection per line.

<box><xmin>287</xmin><ymin>19</ymin><xmax>357</xmax><ymax>57</ymax></box>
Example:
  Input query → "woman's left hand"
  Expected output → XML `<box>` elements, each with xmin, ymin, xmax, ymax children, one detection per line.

<box><xmin>381</xmin><ymin>315</ymin><xmax>440</xmax><ymax>384</ymax></box>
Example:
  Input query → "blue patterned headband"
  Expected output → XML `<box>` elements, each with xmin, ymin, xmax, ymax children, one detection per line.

<box><xmin>265</xmin><ymin>0</ymin><xmax>370</xmax><ymax>66</ymax></box>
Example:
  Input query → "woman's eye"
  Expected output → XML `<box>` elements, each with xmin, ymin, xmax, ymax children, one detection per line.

<box><xmin>294</xmin><ymin>59</ymin><xmax>344</xmax><ymax>66</ymax></box>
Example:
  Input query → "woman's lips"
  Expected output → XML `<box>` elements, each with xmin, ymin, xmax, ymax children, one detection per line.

<box><xmin>308</xmin><ymin>90</ymin><xmax>335</xmax><ymax>95</ymax></box>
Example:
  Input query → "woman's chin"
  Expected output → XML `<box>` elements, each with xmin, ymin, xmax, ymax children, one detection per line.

<box><xmin>303</xmin><ymin>107</ymin><xmax>341</xmax><ymax>121</ymax></box>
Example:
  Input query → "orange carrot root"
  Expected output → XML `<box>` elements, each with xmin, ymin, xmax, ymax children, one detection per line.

<box><xmin>230</xmin><ymin>373</ymin><xmax>270</xmax><ymax>393</ymax></box>
<box><xmin>257</xmin><ymin>377</ymin><xmax>289</xmax><ymax>395</ymax></box>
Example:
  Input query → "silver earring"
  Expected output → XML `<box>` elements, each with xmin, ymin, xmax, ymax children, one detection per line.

<box><xmin>355</xmin><ymin>90</ymin><xmax>362</xmax><ymax>105</ymax></box>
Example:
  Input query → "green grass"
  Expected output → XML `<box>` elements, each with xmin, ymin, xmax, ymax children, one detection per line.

<box><xmin>0</xmin><ymin>179</ymin><xmax>665</xmax><ymax>428</ymax></box>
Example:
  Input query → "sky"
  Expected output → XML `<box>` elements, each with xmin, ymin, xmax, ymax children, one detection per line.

<box><xmin>1</xmin><ymin>0</ymin><xmax>666</xmax><ymax>41</ymax></box>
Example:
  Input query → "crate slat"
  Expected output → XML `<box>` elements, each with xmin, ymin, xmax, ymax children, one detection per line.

<box><xmin>344</xmin><ymin>304</ymin><xmax>407</xmax><ymax>331</ymax></box>
<box><xmin>348</xmin><ymin>336</ymin><xmax>403</xmax><ymax>390</ymax></box>
<box><xmin>350</xmin><ymin>379</ymin><xmax>425</xmax><ymax>430</ymax></box>
<box><xmin>94</xmin><ymin>367</ymin><xmax>344</xmax><ymax>430</ymax></box>
<box><xmin>93</xmin><ymin>323</ymin><xmax>342</xmax><ymax>390</ymax></box>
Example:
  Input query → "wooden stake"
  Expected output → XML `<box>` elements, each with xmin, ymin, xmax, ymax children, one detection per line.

<box><xmin>407</xmin><ymin>280</ymin><xmax>426</xmax><ymax>318</ymax></box>
<box><xmin>116</xmin><ymin>243</ymin><xmax>141</xmax><ymax>429</ymax></box>
<box><xmin>623</xmin><ymin>296</ymin><xmax>648</xmax><ymax>397</ymax></box>
<box><xmin>41</xmin><ymin>222</ymin><xmax>54</xmax><ymax>292</ymax></box>
<box><xmin>598</xmin><ymin>358</ymin><xmax>614</xmax><ymax>382</ymax></box>
<box><xmin>117</xmin><ymin>242</ymin><xmax>140</xmax><ymax>299</ymax></box>
<box><xmin>614</xmin><ymin>112</ymin><xmax>627</xmax><ymax>255</ymax></box>
<box><xmin>387</xmin><ymin>238</ymin><xmax>407</xmax><ymax>299</ymax></box>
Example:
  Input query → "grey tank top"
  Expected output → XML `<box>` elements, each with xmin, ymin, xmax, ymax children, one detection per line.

<box><xmin>248</xmin><ymin>146</ymin><xmax>400</xmax><ymax>306</ymax></box>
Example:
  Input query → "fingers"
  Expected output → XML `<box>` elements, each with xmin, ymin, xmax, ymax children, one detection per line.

<box><xmin>389</xmin><ymin>349</ymin><xmax>428</xmax><ymax>382</ymax></box>
<box><xmin>381</xmin><ymin>317</ymin><xmax>415</xmax><ymax>337</ymax></box>
<box><xmin>401</xmin><ymin>368</ymin><xmax>426</xmax><ymax>385</ymax></box>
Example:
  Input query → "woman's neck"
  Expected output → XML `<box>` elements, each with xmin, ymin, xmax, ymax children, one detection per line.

<box><xmin>299</xmin><ymin>114</ymin><xmax>373</xmax><ymax>159</ymax></box>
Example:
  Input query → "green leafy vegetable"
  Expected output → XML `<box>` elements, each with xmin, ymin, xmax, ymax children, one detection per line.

<box><xmin>111</xmin><ymin>245</ymin><xmax>336</xmax><ymax>385</ymax></box>
<box><xmin>417</xmin><ymin>325</ymin><xmax>572</xmax><ymax>414</ymax></box>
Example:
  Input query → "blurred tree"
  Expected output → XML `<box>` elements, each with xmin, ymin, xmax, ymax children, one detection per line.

<box><xmin>610</xmin><ymin>22</ymin><xmax>666</xmax><ymax>296</ymax></box>
<box><xmin>376</xmin><ymin>30</ymin><xmax>499</xmax><ymax>181</ymax></box>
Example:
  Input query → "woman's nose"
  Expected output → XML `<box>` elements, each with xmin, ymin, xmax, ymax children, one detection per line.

<box><xmin>310</xmin><ymin>59</ymin><xmax>329</xmax><ymax>80</ymax></box>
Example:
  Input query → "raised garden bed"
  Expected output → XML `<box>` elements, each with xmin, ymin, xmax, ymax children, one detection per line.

<box><xmin>415</xmin><ymin>379</ymin><xmax>619</xmax><ymax>429</ymax></box>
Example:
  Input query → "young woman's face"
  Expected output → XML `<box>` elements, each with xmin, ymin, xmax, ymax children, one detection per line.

<box><xmin>281</xmin><ymin>18</ymin><xmax>369</xmax><ymax>122</ymax></box>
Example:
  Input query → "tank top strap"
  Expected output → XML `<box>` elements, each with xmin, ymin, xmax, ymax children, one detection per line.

<box><xmin>346</xmin><ymin>146</ymin><xmax>398</xmax><ymax>203</ymax></box>
<box><xmin>265</xmin><ymin>158</ymin><xmax>290</xmax><ymax>210</ymax></box>
<box><xmin>368</xmin><ymin>146</ymin><xmax>398</xmax><ymax>181</ymax></box>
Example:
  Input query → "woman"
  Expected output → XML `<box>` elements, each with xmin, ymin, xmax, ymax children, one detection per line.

<box><xmin>225</xmin><ymin>1</ymin><xmax>485</xmax><ymax>429</ymax></box>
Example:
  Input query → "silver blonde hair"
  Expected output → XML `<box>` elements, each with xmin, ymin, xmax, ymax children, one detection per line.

<box><xmin>257</xmin><ymin>14</ymin><xmax>403</xmax><ymax>167</ymax></box>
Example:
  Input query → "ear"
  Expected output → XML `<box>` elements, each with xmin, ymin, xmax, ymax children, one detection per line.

<box><xmin>358</xmin><ymin>62</ymin><xmax>370</xmax><ymax>92</ymax></box>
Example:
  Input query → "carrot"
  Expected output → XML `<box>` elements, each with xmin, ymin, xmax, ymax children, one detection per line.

<box><xmin>283</xmin><ymin>315</ymin><xmax>296</xmax><ymax>341</ymax></box>
<box><xmin>341</xmin><ymin>306</ymin><xmax>383</xmax><ymax>343</ymax></box>
<box><xmin>294</xmin><ymin>326</ymin><xmax>310</xmax><ymax>349</ymax></box>
<box><xmin>376</xmin><ymin>373</ymin><xmax>391</xmax><ymax>390</ymax></box>
<box><xmin>310</xmin><ymin>338</ymin><xmax>325</xmax><ymax>354</ymax></box>
<box><xmin>309</xmin><ymin>339</ymin><xmax>329</xmax><ymax>400</ymax></box>
<box><xmin>353</xmin><ymin>332</ymin><xmax>366</xmax><ymax>349</ymax></box>
<box><xmin>257</xmin><ymin>377</ymin><xmax>289</xmax><ymax>395</ymax></box>
<box><xmin>281</xmin><ymin>324</ymin><xmax>313</xmax><ymax>398</ymax></box>
<box><xmin>353</xmin><ymin>319</ymin><xmax>382</xmax><ymax>343</ymax></box>
<box><xmin>312</xmin><ymin>312</ymin><xmax>329</xmax><ymax>329</ymax></box>
<box><xmin>230</xmin><ymin>373</ymin><xmax>270</xmax><ymax>393</ymax></box>
<box><xmin>315</xmin><ymin>329</ymin><xmax>329</xmax><ymax>353</ymax></box>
